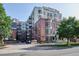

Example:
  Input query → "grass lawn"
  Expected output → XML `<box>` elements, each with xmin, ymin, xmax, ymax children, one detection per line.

<box><xmin>54</xmin><ymin>42</ymin><xmax>79</xmax><ymax>47</ymax></box>
<box><xmin>38</xmin><ymin>42</ymin><xmax>79</xmax><ymax>49</ymax></box>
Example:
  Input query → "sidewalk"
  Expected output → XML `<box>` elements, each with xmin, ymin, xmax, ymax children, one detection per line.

<box><xmin>0</xmin><ymin>43</ymin><xmax>36</xmax><ymax>54</ymax></box>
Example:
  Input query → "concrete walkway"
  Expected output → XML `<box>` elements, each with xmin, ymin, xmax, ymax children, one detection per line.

<box><xmin>0</xmin><ymin>43</ymin><xmax>36</xmax><ymax>54</ymax></box>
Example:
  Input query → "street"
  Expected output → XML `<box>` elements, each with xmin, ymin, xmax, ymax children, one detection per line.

<box><xmin>0</xmin><ymin>43</ymin><xmax>79</xmax><ymax>56</ymax></box>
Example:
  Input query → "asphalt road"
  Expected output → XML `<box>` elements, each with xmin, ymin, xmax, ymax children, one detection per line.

<box><xmin>0</xmin><ymin>43</ymin><xmax>79</xmax><ymax>56</ymax></box>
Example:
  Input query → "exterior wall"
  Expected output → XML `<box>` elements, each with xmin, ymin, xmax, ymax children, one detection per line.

<box><xmin>40</xmin><ymin>19</ymin><xmax>46</xmax><ymax>42</ymax></box>
<box><xmin>33</xmin><ymin>7</ymin><xmax>42</xmax><ymax>24</ymax></box>
<box><xmin>35</xmin><ymin>18</ymin><xmax>46</xmax><ymax>42</ymax></box>
<box><xmin>11</xmin><ymin>29</ymin><xmax>16</xmax><ymax>40</ymax></box>
<box><xmin>35</xmin><ymin>18</ymin><xmax>59</xmax><ymax>43</ymax></box>
<box><xmin>11</xmin><ymin>18</ymin><xmax>18</xmax><ymax>40</ymax></box>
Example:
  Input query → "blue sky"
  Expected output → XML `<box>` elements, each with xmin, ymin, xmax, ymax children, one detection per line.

<box><xmin>3</xmin><ymin>3</ymin><xmax>79</xmax><ymax>21</ymax></box>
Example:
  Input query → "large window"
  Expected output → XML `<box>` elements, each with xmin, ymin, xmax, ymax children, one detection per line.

<box><xmin>54</xmin><ymin>14</ymin><xmax>57</xmax><ymax>17</ymax></box>
<box><xmin>45</xmin><ymin>22</ymin><xmax>50</xmax><ymax>27</ymax></box>
<box><xmin>47</xmin><ymin>13</ymin><xmax>50</xmax><ymax>16</ymax></box>
<box><xmin>45</xmin><ymin>22</ymin><xmax>48</xmax><ymax>27</ymax></box>
<box><xmin>12</xmin><ymin>22</ymin><xmax>17</xmax><ymax>28</ymax></box>
<box><xmin>47</xmin><ymin>13</ymin><xmax>52</xmax><ymax>17</ymax></box>
<box><xmin>38</xmin><ymin>10</ymin><xmax>42</xmax><ymax>14</ymax></box>
<box><xmin>29</xmin><ymin>26</ymin><xmax>32</xmax><ymax>28</ymax></box>
<box><xmin>29</xmin><ymin>22</ymin><xmax>32</xmax><ymax>24</ymax></box>
<box><xmin>50</xmin><ymin>13</ymin><xmax>52</xmax><ymax>17</ymax></box>
<box><xmin>29</xmin><ymin>17</ymin><xmax>32</xmax><ymax>19</ymax></box>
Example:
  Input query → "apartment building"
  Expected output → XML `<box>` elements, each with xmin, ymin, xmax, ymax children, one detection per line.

<box><xmin>16</xmin><ymin>21</ymin><xmax>27</xmax><ymax>43</ymax></box>
<box><xmin>10</xmin><ymin>18</ymin><xmax>27</xmax><ymax>43</ymax></box>
<box><xmin>11</xmin><ymin>18</ymin><xmax>19</xmax><ymax>40</ymax></box>
<box><xmin>27</xmin><ymin>6</ymin><xmax>62</xmax><ymax>43</ymax></box>
<box><xmin>26</xmin><ymin>17</ymin><xmax>33</xmax><ymax>43</ymax></box>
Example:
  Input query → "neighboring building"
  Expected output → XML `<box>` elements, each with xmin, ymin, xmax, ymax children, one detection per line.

<box><xmin>11</xmin><ymin>18</ymin><xmax>27</xmax><ymax>43</ymax></box>
<box><xmin>11</xmin><ymin>18</ymin><xmax>19</xmax><ymax>40</ymax></box>
<box><xmin>16</xmin><ymin>21</ymin><xmax>27</xmax><ymax>43</ymax></box>
<box><xmin>27</xmin><ymin>6</ymin><xmax>62</xmax><ymax>43</ymax></box>
<box><xmin>26</xmin><ymin>17</ymin><xmax>33</xmax><ymax>42</ymax></box>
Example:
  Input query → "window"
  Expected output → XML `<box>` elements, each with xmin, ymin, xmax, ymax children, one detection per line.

<box><xmin>45</xmin><ymin>22</ymin><xmax>50</xmax><ymax>27</ymax></box>
<box><xmin>29</xmin><ymin>26</ymin><xmax>32</xmax><ymax>28</ymax></box>
<box><xmin>50</xmin><ymin>13</ymin><xmax>52</xmax><ymax>17</ymax></box>
<box><xmin>29</xmin><ymin>22</ymin><xmax>32</xmax><ymax>24</ymax></box>
<box><xmin>12</xmin><ymin>22</ymin><xmax>17</xmax><ymax>28</ymax></box>
<box><xmin>38</xmin><ymin>10</ymin><xmax>42</xmax><ymax>14</ymax></box>
<box><xmin>54</xmin><ymin>14</ymin><xmax>56</xmax><ymax>17</ymax></box>
<box><xmin>29</xmin><ymin>17</ymin><xmax>32</xmax><ymax>19</ymax></box>
<box><xmin>45</xmin><ymin>22</ymin><xmax>48</xmax><ymax>27</ymax></box>
<box><xmin>47</xmin><ymin>13</ymin><xmax>50</xmax><ymax>16</ymax></box>
<box><xmin>47</xmin><ymin>13</ymin><xmax>52</xmax><ymax>17</ymax></box>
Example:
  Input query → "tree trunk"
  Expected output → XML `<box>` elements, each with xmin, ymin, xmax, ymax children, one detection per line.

<box><xmin>67</xmin><ymin>38</ymin><xmax>71</xmax><ymax>46</ymax></box>
<box><xmin>0</xmin><ymin>35</ymin><xmax>4</xmax><ymax>46</ymax></box>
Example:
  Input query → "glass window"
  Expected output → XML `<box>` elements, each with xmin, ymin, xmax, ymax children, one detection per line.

<box><xmin>29</xmin><ymin>17</ymin><xmax>32</xmax><ymax>19</ymax></box>
<box><xmin>29</xmin><ymin>26</ymin><xmax>32</xmax><ymax>28</ymax></box>
<box><xmin>50</xmin><ymin>13</ymin><xmax>52</xmax><ymax>17</ymax></box>
<box><xmin>54</xmin><ymin>14</ymin><xmax>56</xmax><ymax>17</ymax></box>
<box><xmin>29</xmin><ymin>21</ymin><xmax>32</xmax><ymax>24</ymax></box>
<box><xmin>38</xmin><ymin>10</ymin><xmax>42</xmax><ymax>14</ymax></box>
<box><xmin>47</xmin><ymin>13</ymin><xmax>52</xmax><ymax>17</ymax></box>
<box><xmin>47</xmin><ymin>13</ymin><xmax>50</xmax><ymax>16</ymax></box>
<box><xmin>45</xmin><ymin>22</ymin><xmax>49</xmax><ymax>27</ymax></box>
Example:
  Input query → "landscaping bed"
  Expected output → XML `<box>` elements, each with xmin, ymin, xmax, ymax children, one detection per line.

<box><xmin>51</xmin><ymin>42</ymin><xmax>79</xmax><ymax>48</ymax></box>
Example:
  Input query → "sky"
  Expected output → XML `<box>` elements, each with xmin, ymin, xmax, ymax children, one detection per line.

<box><xmin>3</xmin><ymin>3</ymin><xmax>79</xmax><ymax>21</ymax></box>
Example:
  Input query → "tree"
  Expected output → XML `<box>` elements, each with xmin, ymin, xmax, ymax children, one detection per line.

<box><xmin>57</xmin><ymin>17</ymin><xmax>77</xmax><ymax>46</ymax></box>
<box><xmin>0</xmin><ymin>3</ymin><xmax>12</xmax><ymax>45</ymax></box>
<box><xmin>74</xmin><ymin>20</ymin><xmax>79</xmax><ymax>38</ymax></box>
